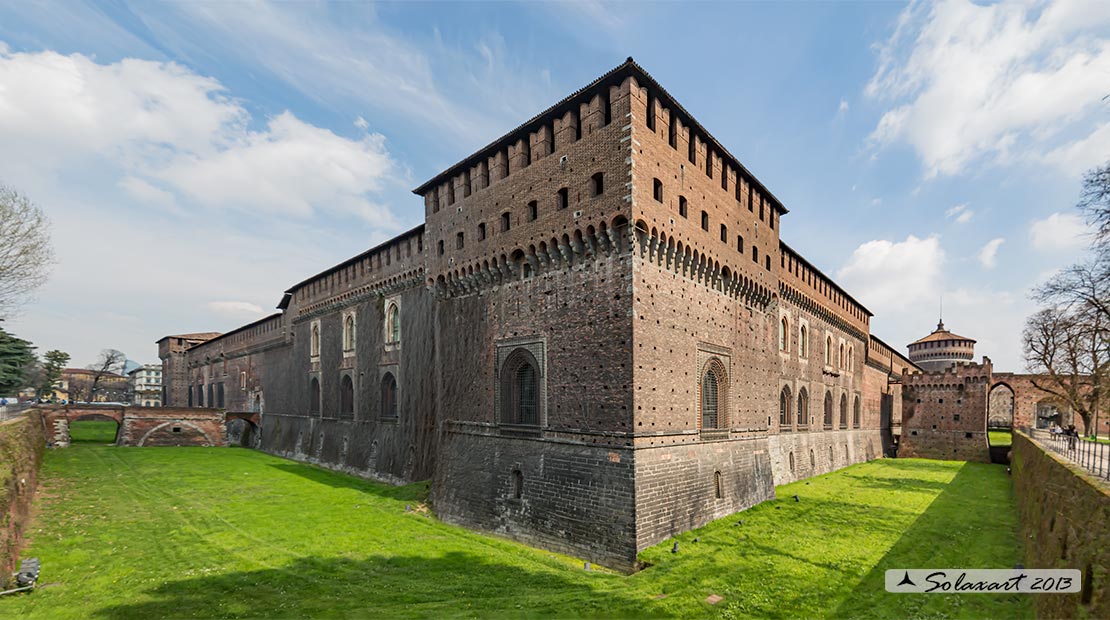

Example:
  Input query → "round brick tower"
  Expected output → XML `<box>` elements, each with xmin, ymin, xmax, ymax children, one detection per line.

<box><xmin>907</xmin><ymin>320</ymin><xmax>976</xmax><ymax>372</ymax></box>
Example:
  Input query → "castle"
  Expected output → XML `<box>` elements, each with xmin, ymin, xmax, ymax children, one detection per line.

<box><xmin>159</xmin><ymin>58</ymin><xmax>931</xmax><ymax>570</ymax></box>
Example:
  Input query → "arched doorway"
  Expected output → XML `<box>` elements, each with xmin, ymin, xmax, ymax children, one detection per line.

<box><xmin>987</xmin><ymin>383</ymin><xmax>1014</xmax><ymax>453</ymax></box>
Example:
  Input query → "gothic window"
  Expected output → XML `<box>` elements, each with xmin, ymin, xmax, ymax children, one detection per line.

<box><xmin>840</xmin><ymin>393</ymin><xmax>848</xmax><ymax>428</ymax></box>
<box><xmin>797</xmin><ymin>387</ymin><xmax>809</xmax><ymax>426</ymax></box>
<box><xmin>309</xmin><ymin>377</ymin><xmax>320</xmax><ymax>415</ymax></box>
<box><xmin>380</xmin><ymin>373</ymin><xmax>397</xmax><ymax>419</ymax></box>
<box><xmin>700</xmin><ymin>358</ymin><xmax>727</xmax><ymax>431</ymax></box>
<box><xmin>780</xmin><ymin>317</ymin><xmax>789</xmax><ymax>351</ymax></box>
<box><xmin>799</xmin><ymin>325</ymin><xmax>808</xmax><ymax>357</ymax></box>
<box><xmin>780</xmin><ymin>386</ymin><xmax>792</xmax><ymax>427</ymax></box>
<box><xmin>343</xmin><ymin>315</ymin><xmax>356</xmax><ymax>352</ymax></box>
<box><xmin>653</xmin><ymin>178</ymin><xmax>663</xmax><ymax>203</ymax></box>
<box><xmin>824</xmin><ymin>392</ymin><xmax>833</xmax><ymax>428</ymax></box>
<box><xmin>386</xmin><ymin>303</ymin><xmax>400</xmax><ymax>344</ymax></box>
<box><xmin>714</xmin><ymin>471</ymin><xmax>723</xmax><ymax>499</ymax></box>
<box><xmin>679</xmin><ymin>196</ymin><xmax>688</xmax><ymax>218</ymax></box>
<box><xmin>340</xmin><ymin>374</ymin><xmax>354</xmax><ymax>417</ymax></box>
<box><xmin>501</xmin><ymin>349</ymin><xmax>539</xmax><ymax>426</ymax></box>
<box><xmin>853</xmin><ymin>395</ymin><xmax>861</xmax><ymax>428</ymax></box>
<box><xmin>825</xmin><ymin>336</ymin><xmax>833</xmax><ymax>365</ymax></box>
<box><xmin>839</xmin><ymin>343</ymin><xmax>845</xmax><ymax>368</ymax></box>
<box><xmin>310</xmin><ymin>324</ymin><xmax>320</xmax><ymax>357</ymax></box>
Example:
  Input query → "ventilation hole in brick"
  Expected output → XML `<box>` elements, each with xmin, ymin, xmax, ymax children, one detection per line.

<box><xmin>172</xmin><ymin>427</ymin><xmax>182</xmax><ymax>433</ymax></box>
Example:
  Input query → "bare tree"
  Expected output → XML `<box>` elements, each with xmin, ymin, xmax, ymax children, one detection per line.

<box><xmin>87</xmin><ymin>349</ymin><xmax>126</xmax><ymax>402</ymax></box>
<box><xmin>1079</xmin><ymin>160</ymin><xmax>1110</xmax><ymax>251</ymax></box>
<box><xmin>1023</xmin><ymin>306</ymin><xmax>1107</xmax><ymax>435</ymax></box>
<box><xmin>0</xmin><ymin>185</ymin><xmax>53</xmax><ymax>316</ymax></box>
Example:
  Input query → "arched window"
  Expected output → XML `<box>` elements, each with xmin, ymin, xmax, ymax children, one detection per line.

<box><xmin>590</xmin><ymin>172</ymin><xmax>604</xmax><ymax>196</ymax></box>
<box><xmin>797</xmin><ymin>388</ymin><xmax>809</xmax><ymax>426</ymax></box>
<box><xmin>343</xmin><ymin>315</ymin><xmax>356</xmax><ymax>351</ymax></box>
<box><xmin>340</xmin><ymin>374</ymin><xmax>354</xmax><ymax>416</ymax></box>
<box><xmin>714</xmin><ymin>471</ymin><xmax>723</xmax><ymax>499</ymax></box>
<box><xmin>839</xmin><ymin>393</ymin><xmax>848</xmax><ymax>428</ymax></box>
<box><xmin>789</xmin><ymin>452</ymin><xmax>795</xmax><ymax>473</ymax></box>
<box><xmin>386</xmin><ymin>303</ymin><xmax>400</xmax><ymax>344</ymax></box>
<box><xmin>311</xmin><ymin>324</ymin><xmax>320</xmax><ymax>357</ymax></box>
<box><xmin>380</xmin><ymin>373</ymin><xmax>397</xmax><ymax>419</ymax></box>
<box><xmin>700</xmin><ymin>359</ymin><xmax>727</xmax><ymax>430</ymax></box>
<box><xmin>848</xmin><ymin>346</ymin><xmax>854</xmax><ymax>370</ymax></box>
<box><xmin>839</xmin><ymin>343</ymin><xmax>845</xmax><ymax>368</ymax></box>
<box><xmin>799</xmin><ymin>325</ymin><xmax>808</xmax><ymax>357</ymax></box>
<box><xmin>501</xmin><ymin>349</ymin><xmax>539</xmax><ymax>426</ymax></box>
<box><xmin>309</xmin><ymin>377</ymin><xmax>320</xmax><ymax>415</ymax></box>
<box><xmin>653</xmin><ymin>178</ymin><xmax>663</xmax><ymax>202</ymax></box>
<box><xmin>824</xmin><ymin>391</ymin><xmax>833</xmax><ymax>428</ymax></box>
<box><xmin>511</xmin><ymin>469</ymin><xmax>523</xmax><ymax>499</ymax></box>
<box><xmin>779</xmin><ymin>317</ymin><xmax>789</xmax><ymax>351</ymax></box>
<box><xmin>825</xmin><ymin>336</ymin><xmax>832</xmax><ymax>365</ymax></box>
<box><xmin>853</xmin><ymin>396</ymin><xmax>861</xmax><ymax>428</ymax></box>
<box><xmin>779</xmin><ymin>386</ymin><xmax>792</xmax><ymax>427</ymax></box>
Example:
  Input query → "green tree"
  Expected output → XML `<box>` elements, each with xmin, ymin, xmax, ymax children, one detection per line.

<box><xmin>38</xmin><ymin>349</ymin><xmax>69</xmax><ymax>399</ymax></box>
<box><xmin>0</xmin><ymin>326</ymin><xmax>35</xmax><ymax>395</ymax></box>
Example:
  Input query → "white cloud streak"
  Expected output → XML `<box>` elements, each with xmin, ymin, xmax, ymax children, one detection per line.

<box><xmin>977</xmin><ymin>237</ymin><xmax>1005</xmax><ymax>269</ymax></box>
<box><xmin>1029</xmin><ymin>212</ymin><xmax>1089</xmax><ymax>251</ymax></box>
<box><xmin>866</xmin><ymin>0</ymin><xmax>1110</xmax><ymax>178</ymax></box>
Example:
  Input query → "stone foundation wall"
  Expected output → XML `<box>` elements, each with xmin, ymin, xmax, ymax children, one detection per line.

<box><xmin>0</xmin><ymin>412</ymin><xmax>44</xmax><ymax>587</ymax></box>
<box><xmin>433</xmin><ymin>427</ymin><xmax>637</xmax><ymax>571</ymax></box>
<box><xmin>633</xmin><ymin>435</ymin><xmax>775</xmax><ymax>552</ymax></box>
<box><xmin>1011</xmin><ymin>431</ymin><xmax>1109</xmax><ymax>619</ymax></box>
<box><xmin>118</xmin><ymin>407</ymin><xmax>228</xmax><ymax>447</ymax></box>
<box><xmin>767</xmin><ymin>429</ymin><xmax>883</xmax><ymax>486</ymax></box>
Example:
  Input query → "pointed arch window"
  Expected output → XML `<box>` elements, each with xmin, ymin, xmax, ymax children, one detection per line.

<box><xmin>853</xmin><ymin>395</ymin><xmax>861</xmax><ymax>428</ymax></box>
<box><xmin>700</xmin><ymin>358</ymin><xmax>727</xmax><ymax>431</ymax></box>
<box><xmin>381</xmin><ymin>373</ymin><xmax>398</xmax><ymax>420</ymax></box>
<box><xmin>779</xmin><ymin>317</ymin><xmax>789</xmax><ymax>352</ymax></box>
<box><xmin>310</xmin><ymin>324</ymin><xmax>320</xmax><ymax>357</ymax></box>
<box><xmin>779</xmin><ymin>385</ymin><xmax>792</xmax><ymax>428</ymax></box>
<box><xmin>824</xmin><ymin>392</ymin><xmax>834</xmax><ymax>428</ymax></box>
<box><xmin>309</xmin><ymin>377</ymin><xmax>321</xmax><ymax>416</ymax></box>
<box><xmin>340</xmin><ymin>374</ymin><xmax>354</xmax><ymax>417</ymax></box>
<box><xmin>386</xmin><ymin>303</ymin><xmax>400</xmax><ymax>344</ymax></box>
<box><xmin>799</xmin><ymin>325</ymin><xmax>808</xmax><ymax>357</ymax></box>
<box><xmin>797</xmin><ymin>388</ymin><xmax>809</xmax><ymax>427</ymax></box>
<box><xmin>839</xmin><ymin>343</ymin><xmax>845</xmax><ymax>368</ymax></box>
<box><xmin>343</xmin><ymin>314</ymin><xmax>356</xmax><ymax>352</ymax></box>
<box><xmin>501</xmin><ymin>349</ymin><xmax>540</xmax><ymax>426</ymax></box>
<box><xmin>825</xmin><ymin>336</ymin><xmax>833</xmax><ymax>365</ymax></box>
<box><xmin>839</xmin><ymin>393</ymin><xmax>848</xmax><ymax>428</ymax></box>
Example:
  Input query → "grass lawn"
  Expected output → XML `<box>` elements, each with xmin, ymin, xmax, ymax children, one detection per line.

<box><xmin>0</xmin><ymin>444</ymin><xmax>1030</xmax><ymax>619</ymax></box>
<box><xmin>69</xmin><ymin>420</ymin><xmax>119</xmax><ymax>444</ymax></box>
<box><xmin>988</xmin><ymin>430</ymin><xmax>1013</xmax><ymax>447</ymax></box>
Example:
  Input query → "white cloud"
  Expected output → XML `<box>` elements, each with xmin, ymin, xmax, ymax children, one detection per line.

<box><xmin>838</xmin><ymin>98</ymin><xmax>850</xmax><ymax>114</ymax></box>
<box><xmin>207</xmin><ymin>301</ymin><xmax>266</xmax><ymax>317</ymax></box>
<box><xmin>977</xmin><ymin>237</ymin><xmax>1005</xmax><ymax>268</ymax></box>
<box><xmin>945</xmin><ymin>203</ymin><xmax>973</xmax><ymax>224</ymax></box>
<box><xmin>1029</xmin><ymin>212</ymin><xmax>1089</xmax><ymax>251</ymax></box>
<box><xmin>836</xmin><ymin>235</ymin><xmax>945</xmax><ymax>313</ymax></box>
<box><xmin>354</xmin><ymin>116</ymin><xmax>369</xmax><ymax>130</ymax></box>
<box><xmin>866</xmin><ymin>0</ymin><xmax>1110</xmax><ymax>177</ymax></box>
<box><xmin>0</xmin><ymin>47</ymin><xmax>399</xmax><ymax>224</ymax></box>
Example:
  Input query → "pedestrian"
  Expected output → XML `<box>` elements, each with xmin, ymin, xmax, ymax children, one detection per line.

<box><xmin>1067</xmin><ymin>424</ymin><xmax>1078</xmax><ymax>451</ymax></box>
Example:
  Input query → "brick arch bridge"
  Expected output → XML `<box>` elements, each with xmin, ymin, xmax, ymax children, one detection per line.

<box><xmin>38</xmin><ymin>404</ymin><xmax>245</xmax><ymax>448</ymax></box>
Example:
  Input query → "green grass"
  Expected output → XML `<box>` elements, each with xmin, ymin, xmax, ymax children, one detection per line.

<box><xmin>68</xmin><ymin>420</ymin><xmax>118</xmax><ymax>444</ymax></box>
<box><xmin>0</xmin><ymin>445</ymin><xmax>1030</xmax><ymax>619</ymax></box>
<box><xmin>988</xmin><ymin>430</ymin><xmax>1013</xmax><ymax>447</ymax></box>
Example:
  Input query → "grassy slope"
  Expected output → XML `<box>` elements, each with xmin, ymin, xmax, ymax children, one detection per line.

<box><xmin>1</xmin><ymin>441</ymin><xmax>1030</xmax><ymax>619</ymax></box>
<box><xmin>988</xmin><ymin>430</ymin><xmax>1013</xmax><ymax>447</ymax></box>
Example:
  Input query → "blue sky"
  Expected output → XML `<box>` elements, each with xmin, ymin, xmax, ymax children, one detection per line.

<box><xmin>0</xmin><ymin>0</ymin><xmax>1106</xmax><ymax>370</ymax></box>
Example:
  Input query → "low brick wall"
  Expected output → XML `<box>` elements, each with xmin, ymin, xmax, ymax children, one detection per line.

<box><xmin>1012</xmin><ymin>431</ymin><xmax>1109</xmax><ymax>618</ymax></box>
<box><xmin>0</xmin><ymin>412</ymin><xmax>44</xmax><ymax>586</ymax></box>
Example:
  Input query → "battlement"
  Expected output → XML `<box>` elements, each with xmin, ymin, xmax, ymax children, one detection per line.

<box><xmin>902</xmin><ymin>356</ymin><xmax>993</xmax><ymax>389</ymax></box>
<box><xmin>186</xmin><ymin>313</ymin><xmax>286</xmax><ymax>359</ymax></box>
<box><xmin>779</xmin><ymin>243</ymin><xmax>870</xmax><ymax>334</ymax></box>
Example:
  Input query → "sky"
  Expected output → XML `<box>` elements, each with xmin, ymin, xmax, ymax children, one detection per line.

<box><xmin>0</xmin><ymin>0</ymin><xmax>1106</xmax><ymax>370</ymax></box>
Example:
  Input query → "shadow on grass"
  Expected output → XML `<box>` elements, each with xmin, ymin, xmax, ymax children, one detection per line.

<box><xmin>267</xmin><ymin>462</ymin><xmax>429</xmax><ymax>503</ymax></box>
<box><xmin>832</xmin><ymin>462</ymin><xmax>1032</xmax><ymax>620</ymax></box>
<box><xmin>839</xmin><ymin>473</ymin><xmax>952</xmax><ymax>495</ymax></box>
<box><xmin>92</xmin><ymin>552</ymin><xmax>659</xmax><ymax>619</ymax></box>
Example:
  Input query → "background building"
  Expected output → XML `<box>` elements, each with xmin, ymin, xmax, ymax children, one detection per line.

<box><xmin>127</xmin><ymin>364</ymin><xmax>163</xmax><ymax>407</ymax></box>
<box><xmin>907</xmin><ymin>320</ymin><xmax>976</xmax><ymax>372</ymax></box>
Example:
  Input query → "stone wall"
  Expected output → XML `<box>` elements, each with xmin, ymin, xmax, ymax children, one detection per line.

<box><xmin>0</xmin><ymin>412</ymin><xmax>44</xmax><ymax>587</ymax></box>
<box><xmin>767</xmin><ymin>428</ymin><xmax>883</xmax><ymax>486</ymax></box>
<box><xmin>1011</xmin><ymin>431</ymin><xmax>1109</xmax><ymax>618</ymax></box>
<box><xmin>900</xmin><ymin>361</ymin><xmax>992</xmax><ymax>462</ymax></box>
